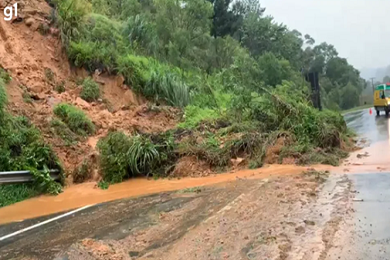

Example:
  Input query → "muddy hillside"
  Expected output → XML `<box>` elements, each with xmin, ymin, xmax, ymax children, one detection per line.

<box><xmin>0</xmin><ymin>0</ymin><xmax>178</xmax><ymax>182</ymax></box>
<box><xmin>0</xmin><ymin>0</ymin><xmax>361</xmax><ymax>203</ymax></box>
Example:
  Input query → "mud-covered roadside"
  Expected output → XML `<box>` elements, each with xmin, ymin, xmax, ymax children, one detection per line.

<box><xmin>0</xmin><ymin>171</ymin><xmax>352</xmax><ymax>260</ymax></box>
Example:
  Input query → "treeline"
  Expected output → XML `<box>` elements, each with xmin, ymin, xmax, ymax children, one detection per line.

<box><xmin>56</xmin><ymin>0</ymin><xmax>365</xmax><ymax>110</ymax></box>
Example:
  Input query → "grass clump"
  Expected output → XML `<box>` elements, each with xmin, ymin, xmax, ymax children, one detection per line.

<box><xmin>50</xmin><ymin>118</ymin><xmax>78</xmax><ymax>145</ymax></box>
<box><xmin>53</xmin><ymin>103</ymin><xmax>95</xmax><ymax>135</ymax></box>
<box><xmin>22</xmin><ymin>91</ymin><xmax>33</xmax><ymax>104</ymax></box>
<box><xmin>80</xmin><ymin>77</ymin><xmax>100</xmax><ymax>102</ymax></box>
<box><xmin>0</xmin><ymin>68</ymin><xmax>11</xmax><ymax>83</ymax></box>
<box><xmin>97</xmin><ymin>131</ymin><xmax>175</xmax><ymax>183</ymax></box>
<box><xmin>97</xmin><ymin>180</ymin><xmax>109</xmax><ymax>190</ymax></box>
<box><xmin>44</xmin><ymin>68</ymin><xmax>55</xmax><ymax>82</ymax></box>
<box><xmin>55</xmin><ymin>81</ymin><xmax>66</xmax><ymax>93</ymax></box>
<box><xmin>0</xmin><ymin>184</ymin><xmax>40</xmax><ymax>207</ymax></box>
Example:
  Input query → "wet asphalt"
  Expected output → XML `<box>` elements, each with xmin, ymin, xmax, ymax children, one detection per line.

<box><xmin>341</xmin><ymin>107</ymin><xmax>390</xmax><ymax>259</ymax></box>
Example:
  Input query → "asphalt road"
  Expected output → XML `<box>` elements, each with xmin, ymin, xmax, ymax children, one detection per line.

<box><xmin>333</xmin><ymin>108</ymin><xmax>390</xmax><ymax>259</ymax></box>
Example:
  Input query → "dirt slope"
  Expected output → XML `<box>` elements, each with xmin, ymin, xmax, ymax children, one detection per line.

<box><xmin>0</xmin><ymin>0</ymin><xmax>179</xmax><ymax>179</ymax></box>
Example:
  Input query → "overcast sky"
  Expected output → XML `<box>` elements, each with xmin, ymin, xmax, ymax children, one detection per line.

<box><xmin>260</xmin><ymin>0</ymin><xmax>390</xmax><ymax>70</ymax></box>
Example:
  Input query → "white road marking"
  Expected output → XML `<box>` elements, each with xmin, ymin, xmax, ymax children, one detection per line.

<box><xmin>0</xmin><ymin>204</ymin><xmax>94</xmax><ymax>242</ymax></box>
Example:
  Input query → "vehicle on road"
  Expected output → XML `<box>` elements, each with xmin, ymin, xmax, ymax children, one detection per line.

<box><xmin>374</xmin><ymin>83</ymin><xmax>390</xmax><ymax>116</ymax></box>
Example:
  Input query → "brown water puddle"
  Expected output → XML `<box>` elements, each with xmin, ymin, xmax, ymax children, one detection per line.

<box><xmin>0</xmin><ymin>164</ymin><xmax>331</xmax><ymax>225</ymax></box>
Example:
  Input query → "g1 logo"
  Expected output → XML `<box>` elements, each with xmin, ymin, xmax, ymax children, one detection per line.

<box><xmin>4</xmin><ymin>3</ymin><xmax>18</xmax><ymax>21</ymax></box>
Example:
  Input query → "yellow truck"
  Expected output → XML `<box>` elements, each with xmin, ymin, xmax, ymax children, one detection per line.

<box><xmin>374</xmin><ymin>84</ymin><xmax>390</xmax><ymax>116</ymax></box>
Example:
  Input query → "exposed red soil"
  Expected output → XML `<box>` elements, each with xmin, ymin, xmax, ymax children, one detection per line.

<box><xmin>0</xmin><ymin>0</ymin><xmax>179</xmax><ymax>178</ymax></box>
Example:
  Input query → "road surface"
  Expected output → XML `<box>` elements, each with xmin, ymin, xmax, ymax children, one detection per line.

<box><xmin>1</xmin><ymin>107</ymin><xmax>390</xmax><ymax>260</ymax></box>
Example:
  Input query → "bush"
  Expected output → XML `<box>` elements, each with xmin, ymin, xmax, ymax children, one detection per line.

<box><xmin>0</xmin><ymin>83</ymin><xmax>63</xmax><ymax>201</ymax></box>
<box><xmin>0</xmin><ymin>68</ymin><xmax>11</xmax><ymax>83</ymax></box>
<box><xmin>178</xmin><ymin>105</ymin><xmax>220</xmax><ymax>129</ymax></box>
<box><xmin>145</xmin><ymin>69</ymin><xmax>190</xmax><ymax>107</ymax></box>
<box><xmin>53</xmin><ymin>103</ymin><xmax>95</xmax><ymax>135</ymax></box>
<box><xmin>80</xmin><ymin>77</ymin><xmax>100</xmax><ymax>102</ymax></box>
<box><xmin>116</xmin><ymin>54</ymin><xmax>150</xmax><ymax>89</ymax></box>
<box><xmin>97</xmin><ymin>131</ymin><xmax>131</xmax><ymax>183</ymax></box>
<box><xmin>97</xmin><ymin>131</ymin><xmax>175</xmax><ymax>183</ymax></box>
<box><xmin>0</xmin><ymin>184</ymin><xmax>40</xmax><ymax>207</ymax></box>
<box><xmin>54</xmin><ymin>0</ymin><xmax>91</xmax><ymax>47</ymax></box>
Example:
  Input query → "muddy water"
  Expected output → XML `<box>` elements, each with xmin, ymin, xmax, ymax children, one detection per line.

<box><xmin>0</xmin><ymin>165</ymin><xmax>329</xmax><ymax>225</ymax></box>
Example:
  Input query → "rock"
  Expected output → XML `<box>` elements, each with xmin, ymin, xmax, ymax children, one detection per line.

<box><xmin>25</xmin><ymin>18</ymin><xmax>35</xmax><ymax>27</ymax></box>
<box><xmin>28</xmin><ymin>84</ymin><xmax>43</xmax><ymax>93</ymax></box>
<box><xmin>49</xmin><ymin>27</ymin><xmax>60</xmax><ymax>36</ymax></box>
<box><xmin>304</xmin><ymin>220</ymin><xmax>315</xmax><ymax>226</ymax></box>
<box><xmin>23</xmin><ymin>8</ymin><xmax>38</xmax><ymax>16</ymax></box>
<box><xmin>74</xmin><ymin>97</ymin><xmax>91</xmax><ymax>109</ymax></box>
<box><xmin>31</xmin><ymin>93</ymin><xmax>46</xmax><ymax>100</ymax></box>
<box><xmin>295</xmin><ymin>226</ymin><xmax>305</xmax><ymax>234</ymax></box>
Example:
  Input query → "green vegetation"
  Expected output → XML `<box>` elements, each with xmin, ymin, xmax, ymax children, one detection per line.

<box><xmin>50</xmin><ymin>0</ymin><xmax>358</xmax><ymax>182</ymax></box>
<box><xmin>44</xmin><ymin>68</ymin><xmax>55</xmax><ymax>82</ymax></box>
<box><xmin>97</xmin><ymin>180</ymin><xmax>109</xmax><ymax>190</ymax></box>
<box><xmin>55</xmin><ymin>81</ymin><xmax>66</xmax><ymax>93</ymax></box>
<box><xmin>0</xmin><ymin>184</ymin><xmax>40</xmax><ymax>207</ymax></box>
<box><xmin>177</xmin><ymin>187</ymin><xmax>202</xmax><ymax>193</ymax></box>
<box><xmin>0</xmin><ymin>68</ymin><xmax>11</xmax><ymax>83</ymax></box>
<box><xmin>80</xmin><ymin>77</ymin><xmax>100</xmax><ymax>102</ymax></box>
<box><xmin>97</xmin><ymin>131</ymin><xmax>175</xmax><ymax>183</ymax></box>
<box><xmin>0</xmin><ymin>79</ymin><xmax>62</xmax><ymax>207</ymax></box>
<box><xmin>53</xmin><ymin>103</ymin><xmax>95</xmax><ymax>135</ymax></box>
<box><xmin>50</xmin><ymin>118</ymin><xmax>78</xmax><ymax>145</ymax></box>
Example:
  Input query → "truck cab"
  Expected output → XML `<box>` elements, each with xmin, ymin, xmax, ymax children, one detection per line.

<box><xmin>374</xmin><ymin>83</ymin><xmax>390</xmax><ymax>116</ymax></box>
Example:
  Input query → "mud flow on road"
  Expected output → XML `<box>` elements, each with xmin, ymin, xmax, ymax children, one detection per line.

<box><xmin>1</xmin><ymin>107</ymin><xmax>390</xmax><ymax>260</ymax></box>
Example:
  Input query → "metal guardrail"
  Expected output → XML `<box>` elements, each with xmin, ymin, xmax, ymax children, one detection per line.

<box><xmin>0</xmin><ymin>170</ymin><xmax>60</xmax><ymax>184</ymax></box>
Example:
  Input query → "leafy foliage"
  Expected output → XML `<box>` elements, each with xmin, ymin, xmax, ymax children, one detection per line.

<box><xmin>51</xmin><ymin>0</ymin><xmax>359</xmax><ymax>182</ymax></box>
<box><xmin>0</xmin><ymin>68</ymin><xmax>11</xmax><ymax>84</ymax></box>
<box><xmin>80</xmin><ymin>77</ymin><xmax>100</xmax><ymax>102</ymax></box>
<box><xmin>53</xmin><ymin>103</ymin><xmax>95</xmax><ymax>135</ymax></box>
<box><xmin>0</xmin><ymin>80</ymin><xmax>62</xmax><ymax>205</ymax></box>
<box><xmin>97</xmin><ymin>131</ymin><xmax>176</xmax><ymax>183</ymax></box>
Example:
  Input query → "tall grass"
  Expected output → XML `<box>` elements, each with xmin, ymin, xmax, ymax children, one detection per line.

<box><xmin>53</xmin><ymin>103</ymin><xmax>95</xmax><ymax>135</ymax></box>
<box><xmin>145</xmin><ymin>69</ymin><xmax>190</xmax><ymax>107</ymax></box>
<box><xmin>97</xmin><ymin>131</ymin><xmax>176</xmax><ymax>183</ymax></box>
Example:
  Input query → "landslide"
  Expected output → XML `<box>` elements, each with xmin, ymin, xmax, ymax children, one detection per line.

<box><xmin>0</xmin><ymin>0</ymin><xmax>178</xmax><ymax>182</ymax></box>
<box><xmin>0</xmin><ymin>0</ymin><xmax>356</xmax><ymax>191</ymax></box>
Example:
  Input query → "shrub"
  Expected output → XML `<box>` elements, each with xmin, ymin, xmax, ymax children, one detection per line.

<box><xmin>44</xmin><ymin>68</ymin><xmax>55</xmax><ymax>82</ymax></box>
<box><xmin>97</xmin><ymin>131</ymin><xmax>175</xmax><ymax>183</ymax></box>
<box><xmin>54</xmin><ymin>0</ymin><xmax>91</xmax><ymax>47</ymax></box>
<box><xmin>0</xmin><ymin>184</ymin><xmax>40</xmax><ymax>207</ymax></box>
<box><xmin>97</xmin><ymin>131</ymin><xmax>133</xmax><ymax>183</ymax></box>
<box><xmin>53</xmin><ymin>103</ymin><xmax>95</xmax><ymax>135</ymax></box>
<box><xmin>55</xmin><ymin>81</ymin><xmax>66</xmax><ymax>93</ymax></box>
<box><xmin>80</xmin><ymin>77</ymin><xmax>100</xmax><ymax>102</ymax></box>
<box><xmin>178</xmin><ymin>105</ymin><xmax>220</xmax><ymax>129</ymax></box>
<box><xmin>0</xmin><ymin>98</ymin><xmax>63</xmax><ymax>201</ymax></box>
<box><xmin>145</xmin><ymin>69</ymin><xmax>190</xmax><ymax>107</ymax></box>
<box><xmin>0</xmin><ymin>68</ymin><xmax>11</xmax><ymax>83</ymax></box>
<box><xmin>116</xmin><ymin>54</ymin><xmax>150</xmax><ymax>89</ymax></box>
